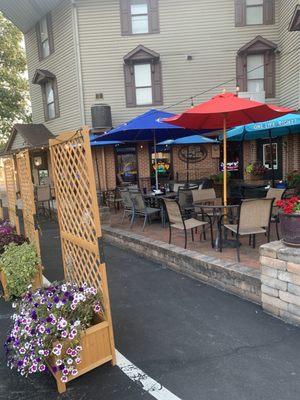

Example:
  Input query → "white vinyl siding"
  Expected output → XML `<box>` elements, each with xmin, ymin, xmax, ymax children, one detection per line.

<box><xmin>24</xmin><ymin>0</ymin><xmax>81</xmax><ymax>135</ymax></box>
<box><xmin>246</xmin><ymin>0</ymin><xmax>263</xmax><ymax>25</ymax></box>
<box><xmin>134</xmin><ymin>63</ymin><xmax>152</xmax><ymax>105</ymax></box>
<box><xmin>247</xmin><ymin>54</ymin><xmax>264</xmax><ymax>92</ymax></box>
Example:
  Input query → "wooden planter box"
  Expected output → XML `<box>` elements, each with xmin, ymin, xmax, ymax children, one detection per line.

<box><xmin>47</xmin><ymin>314</ymin><xmax>114</xmax><ymax>393</ymax></box>
<box><xmin>0</xmin><ymin>265</ymin><xmax>43</xmax><ymax>301</ymax></box>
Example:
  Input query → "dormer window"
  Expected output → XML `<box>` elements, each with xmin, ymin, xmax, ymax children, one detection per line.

<box><xmin>123</xmin><ymin>45</ymin><xmax>163</xmax><ymax>107</ymax></box>
<box><xmin>36</xmin><ymin>13</ymin><xmax>54</xmax><ymax>60</ymax></box>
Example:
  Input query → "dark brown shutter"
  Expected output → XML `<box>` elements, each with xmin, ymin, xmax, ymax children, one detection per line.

<box><xmin>120</xmin><ymin>0</ymin><xmax>131</xmax><ymax>36</ymax></box>
<box><xmin>264</xmin><ymin>52</ymin><xmax>275</xmax><ymax>98</ymax></box>
<box><xmin>53</xmin><ymin>79</ymin><xmax>60</xmax><ymax>118</ymax></box>
<box><xmin>236</xmin><ymin>54</ymin><xmax>247</xmax><ymax>91</ymax></box>
<box><xmin>152</xmin><ymin>62</ymin><xmax>163</xmax><ymax>105</ymax></box>
<box><xmin>149</xmin><ymin>0</ymin><xmax>160</xmax><ymax>34</ymax></box>
<box><xmin>124</xmin><ymin>63</ymin><xmax>136</xmax><ymax>107</ymax></box>
<box><xmin>35</xmin><ymin>22</ymin><xmax>42</xmax><ymax>61</ymax></box>
<box><xmin>41</xmin><ymin>84</ymin><xmax>49</xmax><ymax>121</ymax></box>
<box><xmin>235</xmin><ymin>0</ymin><xmax>246</xmax><ymax>27</ymax></box>
<box><xmin>263</xmin><ymin>0</ymin><xmax>275</xmax><ymax>25</ymax></box>
<box><xmin>47</xmin><ymin>13</ymin><xmax>55</xmax><ymax>54</ymax></box>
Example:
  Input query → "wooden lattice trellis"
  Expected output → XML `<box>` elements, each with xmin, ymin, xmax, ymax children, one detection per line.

<box><xmin>3</xmin><ymin>157</ymin><xmax>20</xmax><ymax>234</ymax></box>
<box><xmin>49</xmin><ymin>128</ymin><xmax>116</xmax><ymax>385</ymax></box>
<box><xmin>16</xmin><ymin>150</ymin><xmax>41</xmax><ymax>256</ymax></box>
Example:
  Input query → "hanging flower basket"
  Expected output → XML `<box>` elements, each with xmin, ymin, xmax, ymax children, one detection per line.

<box><xmin>276</xmin><ymin>197</ymin><xmax>300</xmax><ymax>247</ymax></box>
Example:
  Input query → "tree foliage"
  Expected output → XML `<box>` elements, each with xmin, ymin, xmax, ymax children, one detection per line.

<box><xmin>0</xmin><ymin>12</ymin><xmax>31</xmax><ymax>146</ymax></box>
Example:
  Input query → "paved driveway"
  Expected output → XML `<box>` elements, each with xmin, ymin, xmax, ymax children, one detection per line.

<box><xmin>1</xmin><ymin>221</ymin><xmax>300</xmax><ymax>399</ymax></box>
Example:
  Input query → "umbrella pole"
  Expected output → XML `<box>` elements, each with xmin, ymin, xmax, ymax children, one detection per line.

<box><xmin>268</xmin><ymin>129</ymin><xmax>275</xmax><ymax>188</ymax></box>
<box><xmin>223</xmin><ymin>117</ymin><xmax>228</xmax><ymax>207</ymax></box>
<box><xmin>154</xmin><ymin>131</ymin><xmax>159</xmax><ymax>191</ymax></box>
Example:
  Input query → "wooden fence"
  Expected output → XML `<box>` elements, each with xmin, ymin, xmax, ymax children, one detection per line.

<box><xmin>3</xmin><ymin>157</ymin><xmax>20</xmax><ymax>234</ymax></box>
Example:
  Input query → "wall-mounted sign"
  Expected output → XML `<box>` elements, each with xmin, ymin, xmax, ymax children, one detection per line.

<box><xmin>178</xmin><ymin>145</ymin><xmax>207</xmax><ymax>164</ymax></box>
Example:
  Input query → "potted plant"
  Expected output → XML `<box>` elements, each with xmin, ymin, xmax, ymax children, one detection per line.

<box><xmin>210</xmin><ymin>172</ymin><xmax>231</xmax><ymax>198</ymax></box>
<box><xmin>0</xmin><ymin>242</ymin><xmax>42</xmax><ymax>300</ymax></box>
<box><xmin>276</xmin><ymin>196</ymin><xmax>300</xmax><ymax>247</ymax></box>
<box><xmin>4</xmin><ymin>282</ymin><xmax>112</xmax><ymax>393</ymax></box>
<box><xmin>285</xmin><ymin>171</ymin><xmax>300</xmax><ymax>194</ymax></box>
<box><xmin>245</xmin><ymin>162</ymin><xmax>268</xmax><ymax>181</ymax></box>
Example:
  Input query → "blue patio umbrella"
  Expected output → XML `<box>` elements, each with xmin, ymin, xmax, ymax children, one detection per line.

<box><xmin>97</xmin><ymin>109</ymin><xmax>212</xmax><ymax>190</ymax></box>
<box><xmin>90</xmin><ymin>140</ymin><xmax>123</xmax><ymax>147</ymax></box>
<box><xmin>158</xmin><ymin>135</ymin><xmax>219</xmax><ymax>183</ymax></box>
<box><xmin>223</xmin><ymin>113</ymin><xmax>300</xmax><ymax>186</ymax></box>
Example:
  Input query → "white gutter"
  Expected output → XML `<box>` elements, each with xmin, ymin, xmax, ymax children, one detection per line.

<box><xmin>71</xmin><ymin>0</ymin><xmax>85</xmax><ymax>126</ymax></box>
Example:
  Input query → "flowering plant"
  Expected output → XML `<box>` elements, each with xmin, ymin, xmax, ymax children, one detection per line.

<box><xmin>245</xmin><ymin>162</ymin><xmax>268</xmax><ymax>177</ymax></box>
<box><xmin>0</xmin><ymin>220</ymin><xmax>16</xmax><ymax>235</ymax></box>
<box><xmin>0</xmin><ymin>230</ymin><xmax>28</xmax><ymax>254</ymax></box>
<box><xmin>4</xmin><ymin>282</ymin><xmax>104</xmax><ymax>383</ymax></box>
<box><xmin>276</xmin><ymin>196</ymin><xmax>300</xmax><ymax>214</ymax></box>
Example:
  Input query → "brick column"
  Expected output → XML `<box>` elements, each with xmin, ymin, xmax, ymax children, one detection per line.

<box><xmin>260</xmin><ymin>242</ymin><xmax>300</xmax><ymax>326</ymax></box>
<box><xmin>137</xmin><ymin>143</ymin><xmax>151</xmax><ymax>190</ymax></box>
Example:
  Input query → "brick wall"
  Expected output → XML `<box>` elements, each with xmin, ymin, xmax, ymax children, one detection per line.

<box><xmin>92</xmin><ymin>146</ymin><xmax>116</xmax><ymax>191</ymax></box>
<box><xmin>137</xmin><ymin>143</ymin><xmax>151</xmax><ymax>190</ymax></box>
<box><xmin>172</xmin><ymin>145</ymin><xmax>219</xmax><ymax>182</ymax></box>
<box><xmin>260</xmin><ymin>242</ymin><xmax>300</xmax><ymax>327</ymax></box>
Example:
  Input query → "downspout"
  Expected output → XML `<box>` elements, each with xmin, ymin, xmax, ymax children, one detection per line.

<box><xmin>71</xmin><ymin>0</ymin><xmax>85</xmax><ymax>126</ymax></box>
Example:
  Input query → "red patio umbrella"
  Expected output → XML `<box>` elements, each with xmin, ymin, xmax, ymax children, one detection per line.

<box><xmin>164</xmin><ymin>92</ymin><xmax>292</xmax><ymax>206</ymax></box>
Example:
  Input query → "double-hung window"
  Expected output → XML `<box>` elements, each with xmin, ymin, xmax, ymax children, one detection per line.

<box><xmin>36</xmin><ymin>13</ymin><xmax>54</xmax><ymax>60</ymax></box>
<box><xmin>134</xmin><ymin>63</ymin><xmax>153</xmax><ymax>105</ymax></box>
<box><xmin>131</xmin><ymin>0</ymin><xmax>149</xmax><ymax>34</ymax></box>
<box><xmin>247</xmin><ymin>54</ymin><xmax>264</xmax><ymax>92</ymax></box>
<box><xmin>45</xmin><ymin>81</ymin><xmax>55</xmax><ymax>120</ymax></box>
<box><xmin>246</xmin><ymin>0</ymin><xmax>263</xmax><ymax>25</ymax></box>
<box><xmin>40</xmin><ymin>17</ymin><xmax>50</xmax><ymax>58</ymax></box>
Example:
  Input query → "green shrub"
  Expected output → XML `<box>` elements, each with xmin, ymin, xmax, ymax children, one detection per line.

<box><xmin>0</xmin><ymin>242</ymin><xmax>40</xmax><ymax>299</ymax></box>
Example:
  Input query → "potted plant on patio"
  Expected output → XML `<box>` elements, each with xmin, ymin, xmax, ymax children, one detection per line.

<box><xmin>4</xmin><ymin>282</ymin><xmax>109</xmax><ymax>393</ymax></box>
<box><xmin>285</xmin><ymin>171</ymin><xmax>300</xmax><ymax>195</ymax></box>
<box><xmin>0</xmin><ymin>242</ymin><xmax>42</xmax><ymax>300</ymax></box>
<box><xmin>276</xmin><ymin>196</ymin><xmax>300</xmax><ymax>247</ymax></box>
<box><xmin>245</xmin><ymin>162</ymin><xmax>268</xmax><ymax>182</ymax></box>
<box><xmin>210</xmin><ymin>172</ymin><xmax>231</xmax><ymax>198</ymax></box>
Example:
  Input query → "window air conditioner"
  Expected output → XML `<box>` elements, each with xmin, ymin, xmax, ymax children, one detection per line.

<box><xmin>238</xmin><ymin>91</ymin><xmax>266</xmax><ymax>103</ymax></box>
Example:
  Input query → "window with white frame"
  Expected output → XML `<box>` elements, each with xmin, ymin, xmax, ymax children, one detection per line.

<box><xmin>39</xmin><ymin>17</ymin><xmax>50</xmax><ymax>58</ymax></box>
<box><xmin>263</xmin><ymin>143</ymin><xmax>278</xmax><ymax>170</ymax></box>
<box><xmin>247</xmin><ymin>54</ymin><xmax>264</xmax><ymax>92</ymax></box>
<box><xmin>44</xmin><ymin>81</ymin><xmax>55</xmax><ymax>120</ymax></box>
<box><xmin>134</xmin><ymin>63</ymin><xmax>153</xmax><ymax>105</ymax></box>
<box><xmin>131</xmin><ymin>0</ymin><xmax>149</xmax><ymax>34</ymax></box>
<box><xmin>246</xmin><ymin>0</ymin><xmax>264</xmax><ymax>25</ymax></box>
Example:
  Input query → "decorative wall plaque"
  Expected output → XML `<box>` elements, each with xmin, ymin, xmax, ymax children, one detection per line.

<box><xmin>178</xmin><ymin>145</ymin><xmax>208</xmax><ymax>164</ymax></box>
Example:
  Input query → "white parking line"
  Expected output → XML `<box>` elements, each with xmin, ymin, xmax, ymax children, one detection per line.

<box><xmin>116</xmin><ymin>350</ymin><xmax>182</xmax><ymax>400</ymax></box>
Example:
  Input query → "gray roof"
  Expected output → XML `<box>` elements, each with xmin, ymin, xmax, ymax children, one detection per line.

<box><xmin>4</xmin><ymin>123</ymin><xmax>55</xmax><ymax>154</ymax></box>
<box><xmin>0</xmin><ymin>0</ymin><xmax>62</xmax><ymax>33</ymax></box>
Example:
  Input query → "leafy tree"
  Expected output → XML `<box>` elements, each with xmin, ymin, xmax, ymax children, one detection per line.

<box><xmin>0</xmin><ymin>12</ymin><xmax>31</xmax><ymax>147</ymax></box>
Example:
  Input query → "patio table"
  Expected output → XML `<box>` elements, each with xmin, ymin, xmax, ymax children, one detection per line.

<box><xmin>194</xmin><ymin>203</ymin><xmax>240</xmax><ymax>250</ymax></box>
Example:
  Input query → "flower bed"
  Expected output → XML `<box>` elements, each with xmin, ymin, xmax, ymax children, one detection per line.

<box><xmin>4</xmin><ymin>282</ymin><xmax>113</xmax><ymax>393</ymax></box>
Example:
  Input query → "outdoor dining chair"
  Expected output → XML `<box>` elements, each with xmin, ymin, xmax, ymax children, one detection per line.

<box><xmin>130</xmin><ymin>191</ymin><xmax>161</xmax><ymax>231</ymax></box>
<box><xmin>221</xmin><ymin>198</ymin><xmax>275</xmax><ymax>262</ymax></box>
<box><xmin>266</xmin><ymin>187</ymin><xmax>286</xmax><ymax>240</ymax></box>
<box><xmin>35</xmin><ymin>185</ymin><xmax>52</xmax><ymax>219</ymax></box>
<box><xmin>163</xmin><ymin>198</ymin><xmax>214</xmax><ymax>249</ymax></box>
<box><xmin>119</xmin><ymin>189</ymin><xmax>134</xmax><ymax>225</ymax></box>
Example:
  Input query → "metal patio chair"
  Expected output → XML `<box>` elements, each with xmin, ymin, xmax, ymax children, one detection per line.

<box><xmin>163</xmin><ymin>198</ymin><xmax>214</xmax><ymax>249</ymax></box>
<box><xmin>221</xmin><ymin>198</ymin><xmax>275</xmax><ymax>262</ymax></box>
<box><xmin>266</xmin><ymin>187</ymin><xmax>286</xmax><ymax>240</ymax></box>
<box><xmin>130</xmin><ymin>191</ymin><xmax>161</xmax><ymax>231</ymax></box>
<box><xmin>119</xmin><ymin>189</ymin><xmax>134</xmax><ymax>225</ymax></box>
<box><xmin>35</xmin><ymin>185</ymin><xmax>52</xmax><ymax>219</ymax></box>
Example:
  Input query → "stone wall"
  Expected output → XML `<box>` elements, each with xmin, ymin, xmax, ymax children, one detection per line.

<box><xmin>260</xmin><ymin>241</ymin><xmax>300</xmax><ymax>326</ymax></box>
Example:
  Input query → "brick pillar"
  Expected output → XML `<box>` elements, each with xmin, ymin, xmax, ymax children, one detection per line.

<box><xmin>260</xmin><ymin>242</ymin><xmax>300</xmax><ymax>326</ymax></box>
<box><xmin>137</xmin><ymin>143</ymin><xmax>151</xmax><ymax>190</ymax></box>
<box><xmin>105</xmin><ymin>146</ymin><xmax>116</xmax><ymax>190</ymax></box>
<box><xmin>243</xmin><ymin>141</ymin><xmax>258</xmax><ymax>182</ymax></box>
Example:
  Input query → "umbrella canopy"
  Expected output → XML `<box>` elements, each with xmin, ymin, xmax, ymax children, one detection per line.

<box><xmin>163</xmin><ymin>92</ymin><xmax>292</xmax><ymax>205</ymax></box>
<box><xmin>90</xmin><ymin>140</ymin><xmax>123</xmax><ymax>147</ymax></box>
<box><xmin>158</xmin><ymin>135</ymin><xmax>218</xmax><ymax>146</ymax></box>
<box><xmin>225</xmin><ymin>113</ymin><xmax>300</xmax><ymax>141</ymax></box>
<box><xmin>163</xmin><ymin>92</ymin><xmax>291</xmax><ymax>130</ymax></box>
<box><xmin>96</xmin><ymin>109</ymin><xmax>210</xmax><ymax>142</ymax></box>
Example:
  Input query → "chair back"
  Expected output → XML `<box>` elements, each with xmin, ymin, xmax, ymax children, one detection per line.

<box><xmin>130</xmin><ymin>191</ymin><xmax>146</xmax><ymax>212</ymax></box>
<box><xmin>120</xmin><ymin>189</ymin><xmax>132</xmax><ymax>209</ymax></box>
<box><xmin>163</xmin><ymin>199</ymin><xmax>183</xmax><ymax>225</ymax></box>
<box><xmin>173</xmin><ymin>183</ymin><xmax>184</xmax><ymax>193</ymax></box>
<box><xmin>192</xmin><ymin>188</ymin><xmax>216</xmax><ymax>203</ymax></box>
<box><xmin>178</xmin><ymin>189</ymin><xmax>193</xmax><ymax>210</ymax></box>
<box><xmin>239</xmin><ymin>198</ymin><xmax>274</xmax><ymax>230</ymax></box>
<box><xmin>266</xmin><ymin>188</ymin><xmax>285</xmax><ymax>203</ymax></box>
<box><xmin>36</xmin><ymin>185</ymin><xmax>51</xmax><ymax>202</ymax></box>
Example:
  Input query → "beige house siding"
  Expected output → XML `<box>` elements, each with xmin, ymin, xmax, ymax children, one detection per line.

<box><xmin>24</xmin><ymin>0</ymin><xmax>81</xmax><ymax>136</ymax></box>
<box><xmin>76</xmin><ymin>0</ymin><xmax>279</xmax><ymax>128</ymax></box>
<box><xmin>278</xmin><ymin>0</ymin><xmax>300</xmax><ymax>109</ymax></box>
